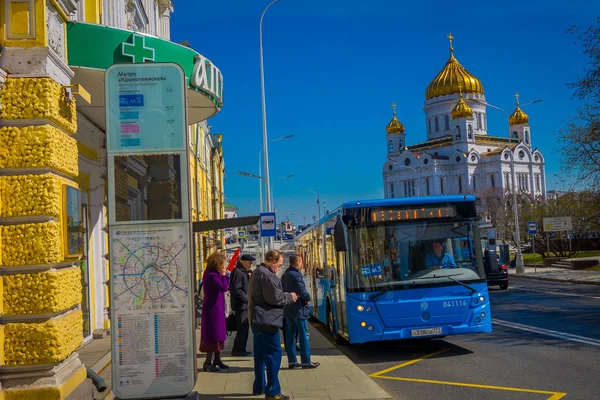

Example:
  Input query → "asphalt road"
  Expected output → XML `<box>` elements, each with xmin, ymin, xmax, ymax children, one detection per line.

<box><xmin>313</xmin><ymin>279</ymin><xmax>600</xmax><ymax>400</ymax></box>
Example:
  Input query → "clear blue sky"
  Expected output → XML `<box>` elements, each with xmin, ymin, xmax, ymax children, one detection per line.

<box><xmin>170</xmin><ymin>0</ymin><xmax>599</xmax><ymax>226</ymax></box>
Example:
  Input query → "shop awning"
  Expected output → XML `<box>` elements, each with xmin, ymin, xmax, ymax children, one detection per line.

<box><xmin>192</xmin><ymin>216</ymin><xmax>260</xmax><ymax>233</ymax></box>
<box><xmin>66</xmin><ymin>22</ymin><xmax>223</xmax><ymax>130</ymax></box>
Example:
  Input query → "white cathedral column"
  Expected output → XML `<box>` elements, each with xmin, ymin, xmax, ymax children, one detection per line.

<box><xmin>158</xmin><ymin>1</ymin><xmax>174</xmax><ymax>40</ymax></box>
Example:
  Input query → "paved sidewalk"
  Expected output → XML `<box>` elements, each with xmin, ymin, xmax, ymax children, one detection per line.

<box><xmin>509</xmin><ymin>265</ymin><xmax>600</xmax><ymax>285</ymax></box>
<box><xmin>194</xmin><ymin>323</ymin><xmax>392</xmax><ymax>400</ymax></box>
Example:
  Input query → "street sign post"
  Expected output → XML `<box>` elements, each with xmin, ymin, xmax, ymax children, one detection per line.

<box><xmin>238</xmin><ymin>229</ymin><xmax>246</xmax><ymax>240</ymax></box>
<box><xmin>528</xmin><ymin>221</ymin><xmax>537</xmax><ymax>235</ymax></box>
<box><xmin>543</xmin><ymin>216</ymin><xmax>573</xmax><ymax>257</ymax></box>
<box><xmin>105</xmin><ymin>63</ymin><xmax>195</xmax><ymax>399</ymax></box>
<box><xmin>260</xmin><ymin>212</ymin><xmax>277</xmax><ymax>237</ymax></box>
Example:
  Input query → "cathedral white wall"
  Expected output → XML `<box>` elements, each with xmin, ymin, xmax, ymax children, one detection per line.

<box><xmin>423</xmin><ymin>93</ymin><xmax>488</xmax><ymax>140</ymax></box>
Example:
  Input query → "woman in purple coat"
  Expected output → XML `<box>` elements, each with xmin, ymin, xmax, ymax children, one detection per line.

<box><xmin>200</xmin><ymin>252</ymin><xmax>230</xmax><ymax>372</ymax></box>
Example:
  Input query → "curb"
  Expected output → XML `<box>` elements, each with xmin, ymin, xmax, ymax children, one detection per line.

<box><xmin>511</xmin><ymin>275</ymin><xmax>600</xmax><ymax>286</ymax></box>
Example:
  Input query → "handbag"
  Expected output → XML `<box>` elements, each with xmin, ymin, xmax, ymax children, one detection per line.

<box><xmin>226</xmin><ymin>311</ymin><xmax>238</xmax><ymax>335</ymax></box>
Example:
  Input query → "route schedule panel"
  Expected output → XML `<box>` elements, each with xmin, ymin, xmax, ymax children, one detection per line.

<box><xmin>110</xmin><ymin>223</ymin><xmax>193</xmax><ymax>396</ymax></box>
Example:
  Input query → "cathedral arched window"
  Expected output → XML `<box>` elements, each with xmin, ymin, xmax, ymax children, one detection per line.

<box><xmin>425</xmin><ymin>177</ymin><xmax>430</xmax><ymax>195</ymax></box>
<box><xmin>388</xmin><ymin>140</ymin><xmax>393</xmax><ymax>153</ymax></box>
<box><xmin>398</xmin><ymin>140</ymin><xmax>403</xmax><ymax>150</ymax></box>
<box><xmin>473</xmin><ymin>175</ymin><xmax>477</xmax><ymax>191</ymax></box>
<box><xmin>476</xmin><ymin>113</ymin><xmax>480</xmax><ymax>130</ymax></box>
<box><xmin>444</xmin><ymin>115</ymin><xmax>450</xmax><ymax>130</ymax></box>
<box><xmin>525</xmin><ymin>131</ymin><xmax>530</xmax><ymax>144</ymax></box>
<box><xmin>483</xmin><ymin>114</ymin><xmax>487</xmax><ymax>130</ymax></box>
<box><xmin>455</xmin><ymin>125</ymin><xmax>461</xmax><ymax>140</ymax></box>
<box><xmin>458</xmin><ymin>176</ymin><xmax>463</xmax><ymax>193</ymax></box>
<box><xmin>491</xmin><ymin>174</ymin><xmax>495</xmax><ymax>187</ymax></box>
<box><xmin>512</xmin><ymin>131</ymin><xmax>518</xmax><ymax>139</ymax></box>
<box><xmin>435</xmin><ymin>116</ymin><xmax>439</xmax><ymax>132</ymax></box>
<box><xmin>428</xmin><ymin>118</ymin><xmax>432</xmax><ymax>134</ymax></box>
<box><xmin>440</xmin><ymin>177</ymin><xmax>444</xmax><ymax>194</ymax></box>
<box><xmin>468</xmin><ymin>125</ymin><xmax>473</xmax><ymax>139</ymax></box>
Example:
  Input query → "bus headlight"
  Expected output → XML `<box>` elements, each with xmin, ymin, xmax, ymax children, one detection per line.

<box><xmin>481</xmin><ymin>312</ymin><xmax>486</xmax><ymax>318</ymax></box>
<box><xmin>366</xmin><ymin>306</ymin><xmax>372</xmax><ymax>312</ymax></box>
<box><xmin>367</xmin><ymin>325</ymin><xmax>374</xmax><ymax>331</ymax></box>
<box><xmin>360</xmin><ymin>321</ymin><xmax>367</xmax><ymax>328</ymax></box>
<box><xmin>357</xmin><ymin>305</ymin><xmax>364</xmax><ymax>312</ymax></box>
<box><xmin>479</xmin><ymin>296</ymin><xmax>485</xmax><ymax>302</ymax></box>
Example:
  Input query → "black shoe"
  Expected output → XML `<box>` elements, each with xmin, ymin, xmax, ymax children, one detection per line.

<box><xmin>213</xmin><ymin>361</ymin><xmax>229</xmax><ymax>369</ymax></box>
<box><xmin>288</xmin><ymin>362</ymin><xmax>301</xmax><ymax>370</ymax></box>
<box><xmin>202</xmin><ymin>363</ymin><xmax>219</xmax><ymax>372</ymax></box>
<box><xmin>265</xmin><ymin>395</ymin><xmax>290</xmax><ymax>400</ymax></box>
<box><xmin>231</xmin><ymin>351</ymin><xmax>252</xmax><ymax>356</ymax></box>
<box><xmin>301</xmin><ymin>362</ymin><xmax>320</xmax><ymax>369</ymax></box>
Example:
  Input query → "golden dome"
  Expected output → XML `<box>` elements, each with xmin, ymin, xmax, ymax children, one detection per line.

<box><xmin>386</xmin><ymin>102</ymin><xmax>405</xmax><ymax>134</ymax></box>
<box><xmin>451</xmin><ymin>89</ymin><xmax>473</xmax><ymax>119</ymax></box>
<box><xmin>425</xmin><ymin>33</ymin><xmax>484</xmax><ymax>100</ymax></box>
<box><xmin>509</xmin><ymin>92</ymin><xmax>529</xmax><ymax>125</ymax></box>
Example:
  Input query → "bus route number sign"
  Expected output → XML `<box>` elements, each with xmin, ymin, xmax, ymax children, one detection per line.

<box><xmin>361</xmin><ymin>264</ymin><xmax>382</xmax><ymax>278</ymax></box>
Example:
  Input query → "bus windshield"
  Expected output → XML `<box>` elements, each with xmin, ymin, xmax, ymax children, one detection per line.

<box><xmin>346</xmin><ymin>219</ymin><xmax>485</xmax><ymax>292</ymax></box>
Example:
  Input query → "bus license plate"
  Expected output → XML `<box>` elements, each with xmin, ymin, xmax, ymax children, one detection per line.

<box><xmin>411</xmin><ymin>327</ymin><xmax>442</xmax><ymax>337</ymax></box>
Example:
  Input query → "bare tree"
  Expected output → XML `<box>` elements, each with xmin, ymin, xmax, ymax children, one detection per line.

<box><xmin>557</xmin><ymin>18</ymin><xmax>600</xmax><ymax>187</ymax></box>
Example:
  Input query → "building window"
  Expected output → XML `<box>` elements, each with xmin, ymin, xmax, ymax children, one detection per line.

<box><xmin>445</xmin><ymin>115</ymin><xmax>450</xmax><ymax>130</ymax></box>
<box><xmin>388</xmin><ymin>140</ymin><xmax>393</xmax><ymax>153</ymax></box>
<box><xmin>491</xmin><ymin>174</ymin><xmax>495</xmax><ymax>187</ymax></box>
<box><xmin>468</xmin><ymin>125</ymin><xmax>473</xmax><ymax>139</ymax></box>
<box><xmin>458</xmin><ymin>176</ymin><xmax>463</xmax><ymax>193</ymax></box>
<box><xmin>428</xmin><ymin>118</ymin><xmax>432</xmax><ymax>134</ymax></box>
<box><xmin>404</xmin><ymin>181</ymin><xmax>408</xmax><ymax>197</ymax></box>
<box><xmin>483</xmin><ymin>114</ymin><xmax>487</xmax><ymax>130</ymax></box>
<box><xmin>513</xmin><ymin>131</ymin><xmax>518</xmax><ymax>139</ymax></box>
<box><xmin>426</xmin><ymin>177</ymin><xmax>430</xmax><ymax>195</ymax></box>
<box><xmin>399</xmin><ymin>140</ymin><xmax>403</xmax><ymax>150</ymax></box>
<box><xmin>473</xmin><ymin>175</ymin><xmax>477</xmax><ymax>191</ymax></box>
<box><xmin>390</xmin><ymin>182</ymin><xmax>395</xmax><ymax>197</ymax></box>
<box><xmin>535</xmin><ymin>175</ymin><xmax>540</xmax><ymax>192</ymax></box>
<box><xmin>455</xmin><ymin>126</ymin><xmax>461</xmax><ymax>139</ymax></box>
<box><xmin>440</xmin><ymin>177</ymin><xmax>444</xmax><ymax>194</ymax></box>
<box><xmin>404</xmin><ymin>158</ymin><xmax>411</xmax><ymax>166</ymax></box>
<box><xmin>435</xmin><ymin>116</ymin><xmax>440</xmax><ymax>132</ymax></box>
<box><xmin>424</xmin><ymin>158</ymin><xmax>429</xmax><ymax>165</ymax></box>
<box><xmin>525</xmin><ymin>132</ymin><xmax>529</xmax><ymax>144</ymax></box>
<box><xmin>505</xmin><ymin>173</ymin><xmax>510</xmax><ymax>190</ymax></box>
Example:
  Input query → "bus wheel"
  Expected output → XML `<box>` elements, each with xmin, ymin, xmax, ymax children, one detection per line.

<box><xmin>326</xmin><ymin>301</ymin><xmax>345</xmax><ymax>345</ymax></box>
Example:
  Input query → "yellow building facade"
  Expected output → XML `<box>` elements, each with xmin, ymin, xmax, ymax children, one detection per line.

<box><xmin>0</xmin><ymin>0</ymin><xmax>225</xmax><ymax>397</ymax></box>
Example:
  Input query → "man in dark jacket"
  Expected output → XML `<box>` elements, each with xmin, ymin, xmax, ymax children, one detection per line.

<box><xmin>230</xmin><ymin>254</ymin><xmax>254</xmax><ymax>356</ymax></box>
<box><xmin>249</xmin><ymin>250</ymin><xmax>297</xmax><ymax>400</ymax></box>
<box><xmin>281</xmin><ymin>254</ymin><xmax>320</xmax><ymax>369</ymax></box>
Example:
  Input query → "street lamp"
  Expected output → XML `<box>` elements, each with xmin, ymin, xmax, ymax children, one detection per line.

<box><xmin>271</xmin><ymin>174</ymin><xmax>294</xmax><ymax>212</ymax></box>
<box><xmin>387</xmin><ymin>158</ymin><xmax>420</xmax><ymax>196</ymax></box>
<box><xmin>302</xmin><ymin>188</ymin><xmax>321</xmax><ymax>220</ymax></box>
<box><xmin>258</xmin><ymin>135</ymin><xmax>294</xmax><ymax>213</ymax></box>
<box><xmin>260</xmin><ymin>0</ymin><xmax>281</xmax><ymax>250</ymax></box>
<box><xmin>471</xmin><ymin>96</ymin><xmax>543</xmax><ymax>275</ymax></box>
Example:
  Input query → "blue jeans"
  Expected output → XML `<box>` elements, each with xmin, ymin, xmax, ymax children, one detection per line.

<box><xmin>252</xmin><ymin>327</ymin><xmax>282</xmax><ymax>396</ymax></box>
<box><xmin>285</xmin><ymin>318</ymin><xmax>311</xmax><ymax>365</ymax></box>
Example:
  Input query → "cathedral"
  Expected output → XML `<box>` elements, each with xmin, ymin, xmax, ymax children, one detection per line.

<box><xmin>382</xmin><ymin>34</ymin><xmax>547</xmax><ymax>203</ymax></box>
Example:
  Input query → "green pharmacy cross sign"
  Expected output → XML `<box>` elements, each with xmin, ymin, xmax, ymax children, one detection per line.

<box><xmin>121</xmin><ymin>34</ymin><xmax>155</xmax><ymax>63</ymax></box>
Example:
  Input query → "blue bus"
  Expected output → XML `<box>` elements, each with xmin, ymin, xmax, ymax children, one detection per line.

<box><xmin>294</xmin><ymin>195</ymin><xmax>492</xmax><ymax>344</ymax></box>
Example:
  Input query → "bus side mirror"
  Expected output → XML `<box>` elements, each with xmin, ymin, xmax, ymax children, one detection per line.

<box><xmin>334</xmin><ymin>217</ymin><xmax>347</xmax><ymax>252</ymax></box>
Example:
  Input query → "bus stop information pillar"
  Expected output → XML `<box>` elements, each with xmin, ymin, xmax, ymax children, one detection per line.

<box><xmin>105</xmin><ymin>63</ymin><xmax>196</xmax><ymax>399</ymax></box>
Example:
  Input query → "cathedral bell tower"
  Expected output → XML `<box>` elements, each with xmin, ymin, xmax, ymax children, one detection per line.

<box><xmin>508</xmin><ymin>92</ymin><xmax>532</xmax><ymax>148</ymax></box>
<box><xmin>386</xmin><ymin>102</ymin><xmax>406</xmax><ymax>155</ymax></box>
<box><xmin>450</xmin><ymin>87</ymin><xmax>475</xmax><ymax>144</ymax></box>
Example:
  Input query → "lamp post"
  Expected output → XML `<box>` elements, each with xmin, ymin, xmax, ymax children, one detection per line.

<box><xmin>258</xmin><ymin>135</ymin><xmax>294</xmax><ymax>213</ymax></box>
<box><xmin>271</xmin><ymin>174</ymin><xmax>294</xmax><ymax>212</ymax></box>
<box><xmin>302</xmin><ymin>188</ymin><xmax>320</xmax><ymax>221</ymax></box>
<box><xmin>388</xmin><ymin>158</ymin><xmax>420</xmax><ymax>196</ymax></box>
<box><xmin>260</xmin><ymin>0</ymin><xmax>281</xmax><ymax>251</ymax></box>
<box><xmin>471</xmin><ymin>97</ymin><xmax>543</xmax><ymax>275</ymax></box>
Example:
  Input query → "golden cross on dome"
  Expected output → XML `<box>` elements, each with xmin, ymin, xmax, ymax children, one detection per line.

<box><xmin>447</xmin><ymin>32</ymin><xmax>454</xmax><ymax>53</ymax></box>
<box><xmin>458</xmin><ymin>84</ymin><xmax>463</xmax><ymax>97</ymax></box>
<box><xmin>515</xmin><ymin>92</ymin><xmax>520</xmax><ymax>105</ymax></box>
<box><xmin>391</xmin><ymin>102</ymin><xmax>397</xmax><ymax>115</ymax></box>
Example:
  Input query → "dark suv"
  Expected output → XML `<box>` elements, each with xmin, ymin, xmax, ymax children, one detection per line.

<box><xmin>485</xmin><ymin>255</ymin><xmax>509</xmax><ymax>290</ymax></box>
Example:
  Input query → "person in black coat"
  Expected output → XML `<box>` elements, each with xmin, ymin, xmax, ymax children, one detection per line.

<box><xmin>281</xmin><ymin>253</ymin><xmax>320</xmax><ymax>369</ymax></box>
<box><xmin>229</xmin><ymin>254</ymin><xmax>255</xmax><ymax>356</ymax></box>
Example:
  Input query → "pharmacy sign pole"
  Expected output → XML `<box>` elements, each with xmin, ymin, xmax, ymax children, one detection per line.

<box><xmin>105</xmin><ymin>63</ymin><xmax>196</xmax><ymax>399</ymax></box>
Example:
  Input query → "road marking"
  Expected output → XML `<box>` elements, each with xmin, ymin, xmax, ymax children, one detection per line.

<box><xmin>493</xmin><ymin>318</ymin><xmax>600</xmax><ymax>348</ymax></box>
<box><xmin>369</xmin><ymin>349</ymin><xmax>451</xmax><ymax>377</ymax></box>
<box><xmin>369</xmin><ymin>349</ymin><xmax>567</xmax><ymax>399</ymax></box>
<box><xmin>511</xmin><ymin>286</ymin><xmax>600</xmax><ymax>300</ymax></box>
<box><xmin>373</xmin><ymin>376</ymin><xmax>566</xmax><ymax>399</ymax></box>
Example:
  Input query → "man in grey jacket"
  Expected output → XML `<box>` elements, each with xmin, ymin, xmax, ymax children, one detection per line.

<box><xmin>249</xmin><ymin>250</ymin><xmax>297</xmax><ymax>400</ymax></box>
